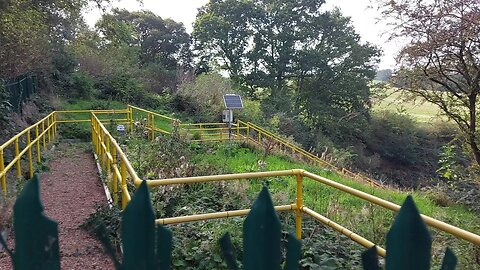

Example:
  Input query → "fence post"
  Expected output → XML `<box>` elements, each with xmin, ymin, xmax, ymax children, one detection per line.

<box><xmin>121</xmin><ymin>160</ymin><xmax>127</xmax><ymax>209</ymax></box>
<box><xmin>42</xmin><ymin>121</ymin><xmax>46</xmax><ymax>151</ymax></box>
<box><xmin>27</xmin><ymin>130</ymin><xmax>33</xmax><ymax>179</ymax></box>
<box><xmin>112</xmin><ymin>146</ymin><xmax>118</xmax><ymax>204</ymax></box>
<box><xmin>106</xmin><ymin>138</ymin><xmax>111</xmax><ymax>175</ymax></box>
<box><xmin>0</xmin><ymin>149</ymin><xmax>6</xmax><ymax>194</ymax></box>
<box><xmin>35</xmin><ymin>125</ymin><xmax>41</xmax><ymax>163</ymax></box>
<box><xmin>151</xmin><ymin>114</ymin><xmax>155</xmax><ymax>141</ymax></box>
<box><xmin>128</xmin><ymin>106</ymin><xmax>133</xmax><ymax>133</ymax></box>
<box><xmin>15</xmin><ymin>138</ymin><xmax>21</xmax><ymax>178</ymax></box>
<box><xmin>47</xmin><ymin>116</ymin><xmax>51</xmax><ymax>143</ymax></box>
<box><xmin>246</xmin><ymin>123</ymin><xmax>250</xmax><ymax>143</ymax></box>
<box><xmin>295</xmin><ymin>173</ymin><xmax>303</xmax><ymax>239</ymax></box>
<box><xmin>53</xmin><ymin>112</ymin><xmax>57</xmax><ymax>138</ymax></box>
<box><xmin>236</xmin><ymin>120</ymin><xmax>240</xmax><ymax>140</ymax></box>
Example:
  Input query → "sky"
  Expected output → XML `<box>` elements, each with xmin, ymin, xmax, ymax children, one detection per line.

<box><xmin>84</xmin><ymin>0</ymin><xmax>397</xmax><ymax>69</ymax></box>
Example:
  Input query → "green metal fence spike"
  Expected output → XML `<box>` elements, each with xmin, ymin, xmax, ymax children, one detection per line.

<box><xmin>283</xmin><ymin>232</ymin><xmax>301</xmax><ymax>270</ymax></box>
<box><xmin>13</xmin><ymin>174</ymin><xmax>60</xmax><ymax>270</ymax></box>
<box><xmin>386</xmin><ymin>195</ymin><xmax>431</xmax><ymax>270</ymax></box>
<box><xmin>220</xmin><ymin>232</ymin><xmax>239</xmax><ymax>270</ymax></box>
<box><xmin>243</xmin><ymin>186</ymin><xmax>281</xmax><ymax>270</ymax></box>
<box><xmin>121</xmin><ymin>180</ymin><xmax>156</xmax><ymax>270</ymax></box>
<box><xmin>440</xmin><ymin>247</ymin><xmax>457</xmax><ymax>270</ymax></box>
<box><xmin>156</xmin><ymin>225</ymin><xmax>173</xmax><ymax>270</ymax></box>
<box><xmin>361</xmin><ymin>245</ymin><xmax>379</xmax><ymax>270</ymax></box>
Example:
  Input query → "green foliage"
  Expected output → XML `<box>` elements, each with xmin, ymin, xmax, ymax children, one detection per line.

<box><xmin>0</xmin><ymin>81</ymin><xmax>10</xmax><ymax>125</ymax></box>
<box><xmin>437</xmin><ymin>144</ymin><xmax>461</xmax><ymax>181</ymax></box>
<box><xmin>59</xmin><ymin>123</ymin><xmax>91</xmax><ymax>141</ymax></box>
<box><xmin>82</xmin><ymin>204</ymin><xmax>122</xmax><ymax>254</ymax></box>
<box><xmin>366</xmin><ymin>111</ymin><xmax>431</xmax><ymax>166</ymax></box>
<box><xmin>194</xmin><ymin>0</ymin><xmax>379</xmax><ymax>121</ymax></box>
<box><xmin>71</xmin><ymin>71</ymin><xmax>95</xmax><ymax>98</ymax></box>
<box><xmin>177</xmin><ymin>73</ymin><xmax>231</xmax><ymax>122</ymax></box>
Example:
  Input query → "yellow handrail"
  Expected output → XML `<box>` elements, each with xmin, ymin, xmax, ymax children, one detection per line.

<box><xmin>2</xmin><ymin>106</ymin><xmax>479</xmax><ymax>259</ymax></box>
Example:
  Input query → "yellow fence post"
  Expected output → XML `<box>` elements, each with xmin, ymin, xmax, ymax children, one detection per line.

<box><xmin>295</xmin><ymin>173</ymin><xmax>303</xmax><ymax>239</ymax></box>
<box><xmin>246</xmin><ymin>123</ymin><xmax>250</xmax><ymax>142</ymax></box>
<box><xmin>35</xmin><ymin>125</ymin><xmax>41</xmax><ymax>163</ymax></box>
<box><xmin>112</xmin><ymin>146</ymin><xmax>118</xmax><ymax>204</ymax></box>
<box><xmin>15</xmin><ymin>138</ymin><xmax>21</xmax><ymax>178</ymax></box>
<box><xmin>151</xmin><ymin>114</ymin><xmax>155</xmax><ymax>141</ymax></box>
<box><xmin>121</xmin><ymin>160</ymin><xmax>127</xmax><ymax>209</ymax></box>
<box><xmin>47</xmin><ymin>117</ymin><xmax>52</xmax><ymax>143</ymax></box>
<box><xmin>52</xmin><ymin>113</ymin><xmax>56</xmax><ymax>140</ymax></box>
<box><xmin>27</xmin><ymin>130</ymin><xmax>33</xmax><ymax>179</ymax></box>
<box><xmin>129</xmin><ymin>105</ymin><xmax>134</xmax><ymax>133</ymax></box>
<box><xmin>106</xmin><ymin>138</ymin><xmax>111</xmax><ymax>175</ymax></box>
<box><xmin>236</xmin><ymin>120</ymin><xmax>240</xmax><ymax>139</ymax></box>
<box><xmin>0</xmin><ymin>149</ymin><xmax>6</xmax><ymax>194</ymax></box>
<box><xmin>42</xmin><ymin>121</ymin><xmax>46</xmax><ymax>151</ymax></box>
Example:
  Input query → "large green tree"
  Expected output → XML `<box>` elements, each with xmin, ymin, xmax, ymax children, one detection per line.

<box><xmin>96</xmin><ymin>9</ymin><xmax>191</xmax><ymax>92</ymax></box>
<box><xmin>194</xmin><ymin>0</ymin><xmax>379</xmax><ymax>141</ymax></box>
<box><xmin>378</xmin><ymin>0</ymin><xmax>480</xmax><ymax>165</ymax></box>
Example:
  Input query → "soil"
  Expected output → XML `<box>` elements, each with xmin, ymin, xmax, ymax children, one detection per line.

<box><xmin>0</xmin><ymin>143</ymin><xmax>114</xmax><ymax>269</ymax></box>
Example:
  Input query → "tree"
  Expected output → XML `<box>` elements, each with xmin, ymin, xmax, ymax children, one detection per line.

<box><xmin>194</xmin><ymin>0</ymin><xmax>379</xmax><ymax>142</ymax></box>
<box><xmin>193</xmin><ymin>0</ymin><xmax>255</xmax><ymax>88</ymax></box>
<box><xmin>378</xmin><ymin>0</ymin><xmax>480</xmax><ymax>165</ymax></box>
<box><xmin>96</xmin><ymin>9</ymin><xmax>191</xmax><ymax>92</ymax></box>
<box><xmin>295</xmin><ymin>10</ymin><xmax>379</xmax><ymax>144</ymax></box>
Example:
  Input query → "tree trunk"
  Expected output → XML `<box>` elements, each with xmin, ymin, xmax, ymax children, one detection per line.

<box><xmin>468</xmin><ymin>94</ymin><xmax>480</xmax><ymax>165</ymax></box>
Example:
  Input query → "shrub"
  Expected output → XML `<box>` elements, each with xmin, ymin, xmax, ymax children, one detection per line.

<box><xmin>365</xmin><ymin>111</ymin><xmax>431</xmax><ymax>166</ymax></box>
<box><xmin>177</xmin><ymin>73</ymin><xmax>230</xmax><ymax>122</ymax></box>
<box><xmin>0</xmin><ymin>81</ymin><xmax>10</xmax><ymax>126</ymax></box>
<box><xmin>71</xmin><ymin>71</ymin><xmax>95</xmax><ymax>98</ymax></box>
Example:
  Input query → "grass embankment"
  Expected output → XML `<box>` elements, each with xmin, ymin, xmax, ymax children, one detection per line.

<box><xmin>192</xmin><ymin>143</ymin><xmax>479</xmax><ymax>269</ymax></box>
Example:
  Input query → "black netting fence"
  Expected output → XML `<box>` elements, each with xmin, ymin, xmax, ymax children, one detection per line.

<box><xmin>4</xmin><ymin>73</ymin><xmax>37</xmax><ymax>114</ymax></box>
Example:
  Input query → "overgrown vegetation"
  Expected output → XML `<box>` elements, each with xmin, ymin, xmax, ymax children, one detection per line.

<box><xmin>112</xmin><ymin>130</ymin><xmax>479</xmax><ymax>269</ymax></box>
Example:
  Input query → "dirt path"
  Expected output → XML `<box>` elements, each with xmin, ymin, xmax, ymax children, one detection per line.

<box><xmin>0</xmin><ymin>143</ymin><xmax>114</xmax><ymax>269</ymax></box>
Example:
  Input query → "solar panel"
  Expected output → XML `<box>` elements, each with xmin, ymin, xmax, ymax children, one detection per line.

<box><xmin>223</xmin><ymin>94</ymin><xmax>244</xmax><ymax>109</ymax></box>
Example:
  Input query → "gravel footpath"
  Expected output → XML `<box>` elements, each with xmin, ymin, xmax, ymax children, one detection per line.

<box><xmin>0</xmin><ymin>144</ymin><xmax>114</xmax><ymax>269</ymax></box>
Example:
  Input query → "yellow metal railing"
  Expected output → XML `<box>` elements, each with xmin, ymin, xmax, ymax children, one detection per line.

<box><xmin>88</xmin><ymin>107</ymin><xmax>480</xmax><ymax>257</ymax></box>
<box><xmin>0</xmin><ymin>112</ymin><xmax>56</xmax><ymax>194</ymax></box>
<box><xmin>3</xmin><ymin>106</ymin><xmax>480</xmax><ymax>259</ymax></box>
<box><xmin>0</xmin><ymin>109</ymin><xmax>131</xmax><ymax>196</ymax></box>
<box><xmin>128</xmin><ymin>105</ymin><xmax>177</xmax><ymax>138</ymax></box>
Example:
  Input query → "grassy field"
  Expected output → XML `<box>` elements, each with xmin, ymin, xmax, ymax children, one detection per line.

<box><xmin>192</xmin><ymin>143</ymin><xmax>480</xmax><ymax>269</ymax></box>
<box><xmin>372</xmin><ymin>87</ymin><xmax>445</xmax><ymax>122</ymax></box>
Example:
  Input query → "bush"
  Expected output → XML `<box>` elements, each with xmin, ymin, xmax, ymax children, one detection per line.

<box><xmin>96</xmin><ymin>73</ymin><xmax>147</xmax><ymax>104</ymax></box>
<box><xmin>177</xmin><ymin>73</ymin><xmax>230</xmax><ymax>122</ymax></box>
<box><xmin>71</xmin><ymin>71</ymin><xmax>95</xmax><ymax>98</ymax></box>
<box><xmin>365</xmin><ymin>111</ymin><xmax>431</xmax><ymax>166</ymax></box>
<box><xmin>0</xmin><ymin>81</ymin><xmax>10</xmax><ymax>126</ymax></box>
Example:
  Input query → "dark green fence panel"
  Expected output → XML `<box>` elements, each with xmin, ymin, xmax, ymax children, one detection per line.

<box><xmin>0</xmin><ymin>174</ymin><xmax>61</xmax><ymax>269</ymax></box>
<box><xmin>4</xmin><ymin>73</ymin><xmax>37</xmax><ymax>114</ymax></box>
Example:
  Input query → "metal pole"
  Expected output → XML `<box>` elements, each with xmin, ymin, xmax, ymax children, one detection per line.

<box><xmin>42</xmin><ymin>121</ymin><xmax>46</xmax><ymax>151</ymax></box>
<box><xmin>35</xmin><ymin>125</ymin><xmax>41</xmax><ymax>162</ymax></box>
<box><xmin>295</xmin><ymin>173</ymin><xmax>303</xmax><ymax>239</ymax></box>
<box><xmin>47</xmin><ymin>117</ymin><xmax>51</xmax><ymax>143</ymax></box>
<box><xmin>27</xmin><ymin>131</ymin><xmax>33</xmax><ymax>179</ymax></box>
<box><xmin>151</xmin><ymin>114</ymin><xmax>155</xmax><ymax>141</ymax></box>
<box><xmin>112</xmin><ymin>146</ymin><xmax>118</xmax><ymax>204</ymax></box>
<box><xmin>15</xmin><ymin>138</ymin><xmax>21</xmax><ymax>178</ymax></box>
<box><xmin>0</xmin><ymin>149</ymin><xmax>6</xmax><ymax>194</ymax></box>
<box><xmin>121</xmin><ymin>160</ymin><xmax>127</xmax><ymax>209</ymax></box>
